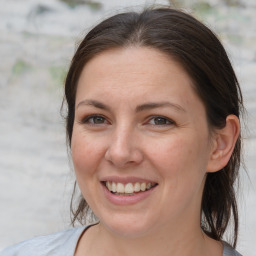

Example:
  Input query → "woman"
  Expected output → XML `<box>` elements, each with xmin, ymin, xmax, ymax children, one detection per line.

<box><xmin>1</xmin><ymin>7</ymin><xmax>243</xmax><ymax>256</ymax></box>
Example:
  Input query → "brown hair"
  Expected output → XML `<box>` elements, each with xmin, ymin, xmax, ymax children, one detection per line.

<box><xmin>63</xmin><ymin>7</ymin><xmax>243</xmax><ymax>247</ymax></box>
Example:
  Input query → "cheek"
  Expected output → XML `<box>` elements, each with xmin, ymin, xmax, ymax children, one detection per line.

<box><xmin>71</xmin><ymin>130</ymin><xmax>102</xmax><ymax>177</ymax></box>
<box><xmin>151</xmin><ymin>136</ymin><xmax>209</xmax><ymax>214</ymax></box>
<box><xmin>149</xmin><ymin>135</ymin><xmax>209</xmax><ymax>181</ymax></box>
<box><xmin>71</xmin><ymin>132</ymin><xmax>103</xmax><ymax>202</ymax></box>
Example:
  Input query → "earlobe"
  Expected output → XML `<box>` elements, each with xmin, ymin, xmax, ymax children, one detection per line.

<box><xmin>207</xmin><ymin>115</ymin><xmax>240</xmax><ymax>173</ymax></box>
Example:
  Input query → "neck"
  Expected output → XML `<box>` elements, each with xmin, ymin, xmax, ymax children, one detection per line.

<box><xmin>77</xmin><ymin>221</ymin><xmax>222</xmax><ymax>256</ymax></box>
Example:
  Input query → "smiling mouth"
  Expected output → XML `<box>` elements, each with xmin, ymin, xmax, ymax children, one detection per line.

<box><xmin>102</xmin><ymin>181</ymin><xmax>158</xmax><ymax>196</ymax></box>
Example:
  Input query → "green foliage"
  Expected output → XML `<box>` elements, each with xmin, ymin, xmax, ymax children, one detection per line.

<box><xmin>12</xmin><ymin>59</ymin><xmax>31</xmax><ymax>76</ymax></box>
<box><xmin>227</xmin><ymin>34</ymin><xmax>243</xmax><ymax>44</ymax></box>
<box><xmin>59</xmin><ymin>0</ymin><xmax>102</xmax><ymax>10</ymax></box>
<box><xmin>49</xmin><ymin>66</ymin><xmax>67</xmax><ymax>86</ymax></box>
<box><xmin>192</xmin><ymin>2</ymin><xmax>212</xmax><ymax>13</ymax></box>
<box><xmin>222</xmin><ymin>0</ymin><xmax>242</xmax><ymax>7</ymax></box>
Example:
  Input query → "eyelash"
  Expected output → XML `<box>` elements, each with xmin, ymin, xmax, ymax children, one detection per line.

<box><xmin>80</xmin><ymin>115</ymin><xmax>109</xmax><ymax>125</ymax></box>
<box><xmin>80</xmin><ymin>115</ymin><xmax>175</xmax><ymax>127</ymax></box>
<box><xmin>146</xmin><ymin>116</ymin><xmax>175</xmax><ymax>126</ymax></box>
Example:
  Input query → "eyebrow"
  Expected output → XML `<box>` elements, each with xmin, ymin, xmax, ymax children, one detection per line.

<box><xmin>135</xmin><ymin>102</ymin><xmax>186</xmax><ymax>113</ymax></box>
<box><xmin>76</xmin><ymin>99</ymin><xmax>111</xmax><ymax>111</ymax></box>
<box><xmin>76</xmin><ymin>99</ymin><xmax>186</xmax><ymax>113</ymax></box>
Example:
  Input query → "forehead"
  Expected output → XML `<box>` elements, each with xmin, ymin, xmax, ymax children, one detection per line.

<box><xmin>78</xmin><ymin>46</ymin><xmax>189</xmax><ymax>80</ymax></box>
<box><xmin>78</xmin><ymin>47</ymin><xmax>188</xmax><ymax>89</ymax></box>
<box><xmin>75</xmin><ymin>47</ymin><xmax>202</xmax><ymax>111</ymax></box>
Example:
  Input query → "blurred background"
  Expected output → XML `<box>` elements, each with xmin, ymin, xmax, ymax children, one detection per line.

<box><xmin>0</xmin><ymin>0</ymin><xmax>255</xmax><ymax>254</ymax></box>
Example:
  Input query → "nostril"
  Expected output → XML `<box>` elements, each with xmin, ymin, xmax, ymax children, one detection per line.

<box><xmin>105</xmin><ymin>146</ymin><xmax>144</xmax><ymax>168</ymax></box>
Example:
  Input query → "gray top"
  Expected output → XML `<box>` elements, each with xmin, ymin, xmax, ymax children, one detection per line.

<box><xmin>0</xmin><ymin>225</ymin><xmax>242</xmax><ymax>256</ymax></box>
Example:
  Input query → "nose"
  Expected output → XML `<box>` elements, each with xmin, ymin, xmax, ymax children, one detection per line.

<box><xmin>105</xmin><ymin>125</ymin><xmax>143</xmax><ymax>168</ymax></box>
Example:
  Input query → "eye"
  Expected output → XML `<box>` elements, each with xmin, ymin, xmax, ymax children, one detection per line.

<box><xmin>82</xmin><ymin>115</ymin><xmax>108</xmax><ymax>125</ymax></box>
<box><xmin>148</xmin><ymin>116</ymin><xmax>174</xmax><ymax>126</ymax></box>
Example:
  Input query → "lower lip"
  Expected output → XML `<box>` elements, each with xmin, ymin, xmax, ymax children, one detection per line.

<box><xmin>101</xmin><ymin>183</ymin><xmax>157</xmax><ymax>206</ymax></box>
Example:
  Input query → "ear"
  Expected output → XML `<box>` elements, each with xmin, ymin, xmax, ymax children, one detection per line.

<box><xmin>207</xmin><ymin>115</ymin><xmax>240</xmax><ymax>173</ymax></box>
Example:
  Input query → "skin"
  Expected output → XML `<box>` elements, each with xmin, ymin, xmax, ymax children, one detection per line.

<box><xmin>71</xmin><ymin>47</ymin><xmax>240</xmax><ymax>256</ymax></box>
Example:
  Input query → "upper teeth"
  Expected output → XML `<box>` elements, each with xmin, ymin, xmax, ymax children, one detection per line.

<box><xmin>105</xmin><ymin>181</ymin><xmax>154</xmax><ymax>194</ymax></box>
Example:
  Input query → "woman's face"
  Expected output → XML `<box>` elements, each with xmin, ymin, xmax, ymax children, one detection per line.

<box><xmin>72</xmin><ymin>47</ymin><xmax>214</xmax><ymax>237</ymax></box>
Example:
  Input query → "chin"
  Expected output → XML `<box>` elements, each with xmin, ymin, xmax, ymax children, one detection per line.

<box><xmin>98</xmin><ymin>212</ymin><xmax>155</xmax><ymax>239</ymax></box>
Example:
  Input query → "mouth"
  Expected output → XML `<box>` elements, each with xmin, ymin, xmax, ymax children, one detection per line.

<box><xmin>102</xmin><ymin>181</ymin><xmax>158</xmax><ymax>196</ymax></box>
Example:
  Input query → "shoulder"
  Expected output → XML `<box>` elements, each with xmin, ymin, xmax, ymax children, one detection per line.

<box><xmin>0</xmin><ymin>226</ymin><xmax>87</xmax><ymax>256</ymax></box>
<box><xmin>223</xmin><ymin>242</ymin><xmax>243</xmax><ymax>256</ymax></box>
